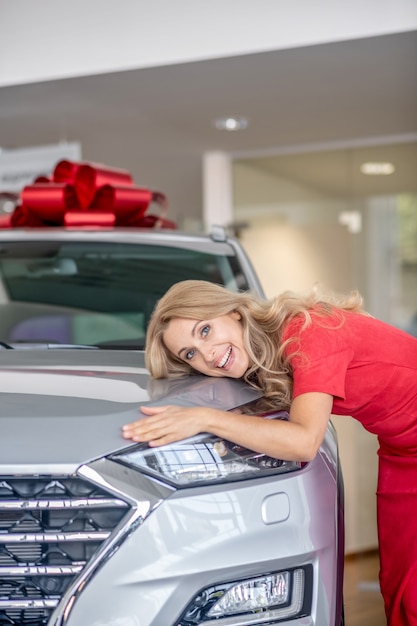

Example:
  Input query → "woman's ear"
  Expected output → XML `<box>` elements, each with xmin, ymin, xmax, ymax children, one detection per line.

<box><xmin>230</xmin><ymin>310</ymin><xmax>242</xmax><ymax>321</ymax></box>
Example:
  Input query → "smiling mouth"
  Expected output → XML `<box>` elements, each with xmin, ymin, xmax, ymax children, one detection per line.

<box><xmin>217</xmin><ymin>346</ymin><xmax>232</xmax><ymax>368</ymax></box>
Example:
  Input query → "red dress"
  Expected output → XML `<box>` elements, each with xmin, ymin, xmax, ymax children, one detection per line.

<box><xmin>283</xmin><ymin>310</ymin><xmax>417</xmax><ymax>625</ymax></box>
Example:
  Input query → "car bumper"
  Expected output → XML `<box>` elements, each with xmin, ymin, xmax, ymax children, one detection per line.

<box><xmin>56</xmin><ymin>451</ymin><xmax>341</xmax><ymax>626</ymax></box>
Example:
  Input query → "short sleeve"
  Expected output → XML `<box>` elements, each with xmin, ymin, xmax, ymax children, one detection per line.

<box><xmin>283</xmin><ymin>314</ymin><xmax>354</xmax><ymax>400</ymax></box>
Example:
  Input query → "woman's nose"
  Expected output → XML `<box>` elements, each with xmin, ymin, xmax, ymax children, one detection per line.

<box><xmin>201</xmin><ymin>344</ymin><xmax>215</xmax><ymax>362</ymax></box>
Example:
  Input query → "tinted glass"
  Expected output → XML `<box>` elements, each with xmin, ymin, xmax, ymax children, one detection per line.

<box><xmin>0</xmin><ymin>241</ymin><xmax>249</xmax><ymax>348</ymax></box>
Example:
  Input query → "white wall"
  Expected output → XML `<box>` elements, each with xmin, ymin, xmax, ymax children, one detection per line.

<box><xmin>233</xmin><ymin>161</ymin><xmax>354</xmax><ymax>295</ymax></box>
<box><xmin>1</xmin><ymin>0</ymin><xmax>416</xmax><ymax>86</ymax></box>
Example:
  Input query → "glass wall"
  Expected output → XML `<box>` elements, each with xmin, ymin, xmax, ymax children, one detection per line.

<box><xmin>398</xmin><ymin>194</ymin><xmax>417</xmax><ymax>336</ymax></box>
<box><xmin>232</xmin><ymin>142</ymin><xmax>417</xmax><ymax>328</ymax></box>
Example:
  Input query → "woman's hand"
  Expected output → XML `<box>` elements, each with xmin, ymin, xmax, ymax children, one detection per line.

<box><xmin>122</xmin><ymin>405</ymin><xmax>208</xmax><ymax>447</ymax></box>
<box><xmin>121</xmin><ymin>391</ymin><xmax>333</xmax><ymax>461</ymax></box>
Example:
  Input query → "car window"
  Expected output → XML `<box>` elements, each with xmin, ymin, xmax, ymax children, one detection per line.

<box><xmin>0</xmin><ymin>241</ymin><xmax>249</xmax><ymax>348</ymax></box>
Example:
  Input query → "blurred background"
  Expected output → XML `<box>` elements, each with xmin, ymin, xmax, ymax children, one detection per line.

<box><xmin>1</xmin><ymin>0</ymin><xmax>417</xmax><ymax>557</ymax></box>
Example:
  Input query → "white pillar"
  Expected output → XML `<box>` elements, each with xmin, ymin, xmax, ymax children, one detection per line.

<box><xmin>202</xmin><ymin>151</ymin><xmax>233</xmax><ymax>230</ymax></box>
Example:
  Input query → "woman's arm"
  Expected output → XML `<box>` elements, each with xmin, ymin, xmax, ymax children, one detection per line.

<box><xmin>122</xmin><ymin>391</ymin><xmax>333</xmax><ymax>462</ymax></box>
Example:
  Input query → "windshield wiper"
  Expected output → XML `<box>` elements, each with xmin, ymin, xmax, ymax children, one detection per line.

<box><xmin>0</xmin><ymin>341</ymin><xmax>14</xmax><ymax>349</ymax></box>
<box><xmin>46</xmin><ymin>344</ymin><xmax>100</xmax><ymax>350</ymax></box>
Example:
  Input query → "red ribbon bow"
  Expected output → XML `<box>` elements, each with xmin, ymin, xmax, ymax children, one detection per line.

<box><xmin>4</xmin><ymin>160</ymin><xmax>176</xmax><ymax>229</ymax></box>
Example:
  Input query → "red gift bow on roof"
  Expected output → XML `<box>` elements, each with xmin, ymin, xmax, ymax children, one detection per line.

<box><xmin>5</xmin><ymin>160</ymin><xmax>176</xmax><ymax>229</ymax></box>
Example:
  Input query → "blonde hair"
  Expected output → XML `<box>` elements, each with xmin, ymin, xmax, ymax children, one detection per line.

<box><xmin>145</xmin><ymin>280</ymin><xmax>366</xmax><ymax>408</ymax></box>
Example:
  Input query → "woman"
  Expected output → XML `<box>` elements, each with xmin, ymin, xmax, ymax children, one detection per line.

<box><xmin>122</xmin><ymin>279</ymin><xmax>417</xmax><ymax>625</ymax></box>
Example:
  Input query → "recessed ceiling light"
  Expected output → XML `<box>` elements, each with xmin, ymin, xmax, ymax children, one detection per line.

<box><xmin>214</xmin><ymin>116</ymin><xmax>248</xmax><ymax>131</ymax></box>
<box><xmin>360</xmin><ymin>162</ymin><xmax>395</xmax><ymax>175</ymax></box>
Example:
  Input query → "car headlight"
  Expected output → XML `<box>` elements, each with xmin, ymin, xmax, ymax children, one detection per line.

<box><xmin>111</xmin><ymin>434</ymin><xmax>304</xmax><ymax>488</ymax></box>
<box><xmin>178</xmin><ymin>566</ymin><xmax>311</xmax><ymax>625</ymax></box>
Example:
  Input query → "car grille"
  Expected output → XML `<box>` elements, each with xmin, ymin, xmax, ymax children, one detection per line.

<box><xmin>0</xmin><ymin>475</ymin><xmax>131</xmax><ymax>626</ymax></box>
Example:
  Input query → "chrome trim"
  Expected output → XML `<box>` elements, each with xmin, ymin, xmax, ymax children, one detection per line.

<box><xmin>0</xmin><ymin>531</ymin><xmax>110</xmax><ymax>543</ymax></box>
<box><xmin>50</xmin><ymin>458</ymin><xmax>174</xmax><ymax>626</ymax></box>
<box><xmin>0</xmin><ymin>497</ymin><xmax>128</xmax><ymax>510</ymax></box>
<box><xmin>0</xmin><ymin>565</ymin><xmax>84</xmax><ymax>576</ymax></box>
<box><xmin>0</xmin><ymin>473</ymin><xmax>133</xmax><ymax>626</ymax></box>
<box><xmin>0</xmin><ymin>598</ymin><xmax>59</xmax><ymax>610</ymax></box>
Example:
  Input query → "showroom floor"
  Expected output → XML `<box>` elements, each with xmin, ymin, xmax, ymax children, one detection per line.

<box><xmin>344</xmin><ymin>551</ymin><xmax>386</xmax><ymax>625</ymax></box>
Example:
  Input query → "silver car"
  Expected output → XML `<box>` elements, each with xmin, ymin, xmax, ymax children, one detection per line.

<box><xmin>0</xmin><ymin>227</ymin><xmax>344</xmax><ymax>626</ymax></box>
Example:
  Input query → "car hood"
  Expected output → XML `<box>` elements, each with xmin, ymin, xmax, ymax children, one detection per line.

<box><xmin>0</xmin><ymin>349</ymin><xmax>261</xmax><ymax>473</ymax></box>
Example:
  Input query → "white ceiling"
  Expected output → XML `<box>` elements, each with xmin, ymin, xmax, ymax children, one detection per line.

<box><xmin>0</xmin><ymin>30</ymin><xmax>416</xmax><ymax>221</ymax></box>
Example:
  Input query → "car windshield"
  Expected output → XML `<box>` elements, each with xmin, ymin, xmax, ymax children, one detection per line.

<box><xmin>0</xmin><ymin>240</ymin><xmax>249</xmax><ymax>348</ymax></box>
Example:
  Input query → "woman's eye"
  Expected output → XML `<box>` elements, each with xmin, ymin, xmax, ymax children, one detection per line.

<box><xmin>185</xmin><ymin>349</ymin><xmax>195</xmax><ymax>360</ymax></box>
<box><xmin>201</xmin><ymin>325</ymin><xmax>210</xmax><ymax>338</ymax></box>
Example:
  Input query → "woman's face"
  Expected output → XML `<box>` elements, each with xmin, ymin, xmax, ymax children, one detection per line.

<box><xmin>163</xmin><ymin>312</ymin><xmax>250</xmax><ymax>378</ymax></box>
